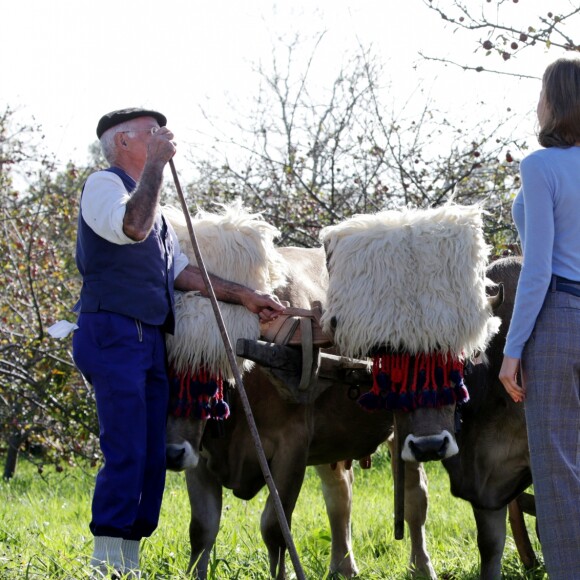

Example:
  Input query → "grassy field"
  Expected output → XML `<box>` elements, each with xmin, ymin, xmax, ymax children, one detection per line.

<box><xmin>0</xmin><ymin>448</ymin><xmax>546</xmax><ymax>579</ymax></box>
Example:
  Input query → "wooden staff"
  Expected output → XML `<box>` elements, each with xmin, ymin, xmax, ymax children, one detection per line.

<box><xmin>393</xmin><ymin>414</ymin><xmax>406</xmax><ymax>540</ymax></box>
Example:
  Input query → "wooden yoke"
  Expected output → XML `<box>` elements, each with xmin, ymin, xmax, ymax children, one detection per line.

<box><xmin>260</xmin><ymin>301</ymin><xmax>332</xmax><ymax>347</ymax></box>
<box><xmin>239</xmin><ymin>301</ymin><xmax>369</xmax><ymax>403</ymax></box>
<box><xmin>259</xmin><ymin>301</ymin><xmax>333</xmax><ymax>393</ymax></box>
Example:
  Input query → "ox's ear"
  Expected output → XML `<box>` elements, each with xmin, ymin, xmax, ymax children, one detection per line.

<box><xmin>323</xmin><ymin>239</ymin><xmax>333</xmax><ymax>274</ymax></box>
<box><xmin>487</xmin><ymin>282</ymin><xmax>504</xmax><ymax>313</ymax></box>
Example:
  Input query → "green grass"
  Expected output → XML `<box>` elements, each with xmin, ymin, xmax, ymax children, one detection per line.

<box><xmin>0</xmin><ymin>449</ymin><xmax>546</xmax><ymax>579</ymax></box>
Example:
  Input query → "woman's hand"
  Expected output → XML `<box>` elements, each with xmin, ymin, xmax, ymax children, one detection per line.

<box><xmin>499</xmin><ymin>356</ymin><xmax>525</xmax><ymax>403</ymax></box>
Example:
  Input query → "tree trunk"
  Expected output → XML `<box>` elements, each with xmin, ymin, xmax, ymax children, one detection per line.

<box><xmin>3</xmin><ymin>431</ymin><xmax>24</xmax><ymax>479</ymax></box>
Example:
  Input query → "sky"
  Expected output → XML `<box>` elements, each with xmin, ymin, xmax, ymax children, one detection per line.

<box><xmin>2</xmin><ymin>0</ymin><xmax>566</xmax><ymax>174</ymax></box>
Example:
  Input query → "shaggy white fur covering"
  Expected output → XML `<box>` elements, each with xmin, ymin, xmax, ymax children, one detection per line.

<box><xmin>164</xmin><ymin>201</ymin><xmax>287</xmax><ymax>380</ymax></box>
<box><xmin>319</xmin><ymin>204</ymin><xmax>500</xmax><ymax>359</ymax></box>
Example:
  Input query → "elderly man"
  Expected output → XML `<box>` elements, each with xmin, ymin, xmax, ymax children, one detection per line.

<box><xmin>72</xmin><ymin>108</ymin><xmax>284</xmax><ymax>578</ymax></box>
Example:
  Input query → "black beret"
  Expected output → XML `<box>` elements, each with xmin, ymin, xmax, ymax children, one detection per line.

<box><xmin>96</xmin><ymin>107</ymin><xmax>167</xmax><ymax>139</ymax></box>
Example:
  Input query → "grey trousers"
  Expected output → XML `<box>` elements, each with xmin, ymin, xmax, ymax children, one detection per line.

<box><xmin>522</xmin><ymin>289</ymin><xmax>580</xmax><ymax>579</ymax></box>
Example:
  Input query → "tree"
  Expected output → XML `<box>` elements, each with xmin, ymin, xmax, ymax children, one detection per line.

<box><xmin>10</xmin><ymin>9</ymin><xmax>570</xmax><ymax>475</ymax></box>
<box><xmin>0</xmin><ymin>108</ymin><xmax>100</xmax><ymax>478</ymax></box>
<box><xmin>181</xmin><ymin>38</ymin><xmax>524</xmax><ymax>250</ymax></box>
<box><xmin>421</xmin><ymin>0</ymin><xmax>580</xmax><ymax>76</ymax></box>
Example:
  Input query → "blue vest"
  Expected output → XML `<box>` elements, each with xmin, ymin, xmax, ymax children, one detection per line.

<box><xmin>75</xmin><ymin>167</ymin><xmax>175</xmax><ymax>333</ymax></box>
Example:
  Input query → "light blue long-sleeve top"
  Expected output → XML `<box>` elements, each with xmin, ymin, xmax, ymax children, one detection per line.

<box><xmin>504</xmin><ymin>146</ymin><xmax>580</xmax><ymax>359</ymax></box>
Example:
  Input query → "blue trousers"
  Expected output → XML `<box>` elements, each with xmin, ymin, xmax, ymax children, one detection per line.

<box><xmin>522</xmin><ymin>289</ymin><xmax>580</xmax><ymax>579</ymax></box>
<box><xmin>73</xmin><ymin>312</ymin><xmax>169</xmax><ymax>540</ymax></box>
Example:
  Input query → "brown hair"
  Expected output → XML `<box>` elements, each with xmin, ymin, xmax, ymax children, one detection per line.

<box><xmin>538</xmin><ymin>57</ymin><xmax>580</xmax><ymax>148</ymax></box>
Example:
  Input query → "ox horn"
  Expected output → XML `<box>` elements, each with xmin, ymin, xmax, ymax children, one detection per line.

<box><xmin>487</xmin><ymin>282</ymin><xmax>504</xmax><ymax>312</ymax></box>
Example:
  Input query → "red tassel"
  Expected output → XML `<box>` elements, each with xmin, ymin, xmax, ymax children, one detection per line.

<box><xmin>359</xmin><ymin>352</ymin><xmax>467</xmax><ymax>413</ymax></box>
<box><xmin>169</xmin><ymin>366</ymin><xmax>230</xmax><ymax>419</ymax></box>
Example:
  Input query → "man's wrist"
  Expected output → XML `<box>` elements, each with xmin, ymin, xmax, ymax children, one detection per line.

<box><xmin>143</xmin><ymin>158</ymin><xmax>166</xmax><ymax>176</ymax></box>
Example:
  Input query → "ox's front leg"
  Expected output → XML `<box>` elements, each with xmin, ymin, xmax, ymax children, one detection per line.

<box><xmin>315</xmin><ymin>462</ymin><xmax>359</xmax><ymax>578</ymax></box>
<box><xmin>260</xmin><ymin>451</ymin><xmax>308</xmax><ymax>580</ymax></box>
<box><xmin>185</xmin><ymin>459</ymin><xmax>223</xmax><ymax>580</ymax></box>
<box><xmin>472</xmin><ymin>505</ymin><xmax>507</xmax><ymax>580</ymax></box>
<box><xmin>403</xmin><ymin>461</ymin><xmax>437</xmax><ymax>579</ymax></box>
<box><xmin>389</xmin><ymin>436</ymin><xmax>436</xmax><ymax>579</ymax></box>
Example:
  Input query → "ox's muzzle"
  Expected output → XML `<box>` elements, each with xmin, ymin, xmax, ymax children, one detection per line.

<box><xmin>401</xmin><ymin>430</ymin><xmax>459</xmax><ymax>463</ymax></box>
<box><xmin>166</xmin><ymin>441</ymin><xmax>199</xmax><ymax>472</ymax></box>
<box><xmin>166</xmin><ymin>415</ymin><xmax>206</xmax><ymax>471</ymax></box>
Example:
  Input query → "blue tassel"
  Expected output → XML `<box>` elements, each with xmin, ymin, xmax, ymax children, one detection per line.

<box><xmin>399</xmin><ymin>391</ymin><xmax>415</xmax><ymax>412</ymax></box>
<box><xmin>211</xmin><ymin>399</ymin><xmax>230</xmax><ymax>420</ymax></box>
<box><xmin>190</xmin><ymin>395</ymin><xmax>211</xmax><ymax>420</ymax></box>
<box><xmin>449</xmin><ymin>369</ymin><xmax>463</xmax><ymax>386</ymax></box>
<box><xmin>192</xmin><ymin>376</ymin><xmax>219</xmax><ymax>397</ymax></box>
<box><xmin>418</xmin><ymin>389</ymin><xmax>438</xmax><ymax>408</ymax></box>
<box><xmin>437</xmin><ymin>387</ymin><xmax>456</xmax><ymax>407</ymax></box>
<box><xmin>361</xmin><ymin>352</ymin><xmax>467</xmax><ymax>414</ymax></box>
<box><xmin>384</xmin><ymin>390</ymin><xmax>400</xmax><ymax>410</ymax></box>
<box><xmin>168</xmin><ymin>374</ymin><xmax>191</xmax><ymax>417</ymax></box>
<box><xmin>376</xmin><ymin>371</ymin><xmax>390</xmax><ymax>392</ymax></box>
<box><xmin>168</xmin><ymin>367</ymin><xmax>225</xmax><ymax>418</ymax></box>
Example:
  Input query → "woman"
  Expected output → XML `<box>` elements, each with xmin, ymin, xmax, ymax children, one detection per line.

<box><xmin>499</xmin><ymin>58</ymin><xmax>580</xmax><ymax>579</ymax></box>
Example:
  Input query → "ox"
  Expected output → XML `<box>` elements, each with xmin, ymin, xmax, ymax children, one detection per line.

<box><xmin>319</xmin><ymin>249</ymin><xmax>535</xmax><ymax>580</ymax></box>
<box><xmin>167</xmin><ymin>246</ymin><xmax>438</xmax><ymax>580</ymax></box>
<box><xmin>318</xmin><ymin>205</ymin><xmax>499</xmax><ymax>471</ymax></box>
<box><xmin>443</xmin><ymin>256</ymin><xmax>535</xmax><ymax>580</ymax></box>
<box><xmin>166</xmin><ymin>203</ymin><xmax>520</xmax><ymax>579</ymax></box>
<box><xmin>248</xmin><ymin>254</ymin><xmax>533</xmax><ymax>580</ymax></box>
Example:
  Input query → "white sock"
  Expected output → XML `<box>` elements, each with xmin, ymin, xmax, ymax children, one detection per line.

<box><xmin>91</xmin><ymin>535</ymin><xmax>123</xmax><ymax>571</ymax></box>
<box><xmin>121</xmin><ymin>539</ymin><xmax>140</xmax><ymax>571</ymax></box>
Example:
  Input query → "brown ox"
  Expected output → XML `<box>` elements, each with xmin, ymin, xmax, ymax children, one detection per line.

<box><xmin>167</xmin><ymin>246</ymin><xmax>437</xmax><ymax>580</ymax></box>
<box><xmin>318</xmin><ymin>206</ymin><xmax>499</xmax><ymax>470</ymax></box>
<box><xmin>443</xmin><ymin>256</ymin><xmax>534</xmax><ymax>580</ymax></box>
<box><xmin>370</xmin><ymin>256</ymin><xmax>534</xmax><ymax>579</ymax></box>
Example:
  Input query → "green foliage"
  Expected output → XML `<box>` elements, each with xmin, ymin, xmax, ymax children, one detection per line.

<box><xmin>0</xmin><ymin>108</ymin><xmax>100</xmax><ymax>477</ymax></box>
<box><xmin>2</xmin><ymin>0</ymin><xmax>578</xmax><ymax>477</ymax></box>
<box><xmin>0</xmin><ymin>454</ymin><xmax>545</xmax><ymax>579</ymax></box>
